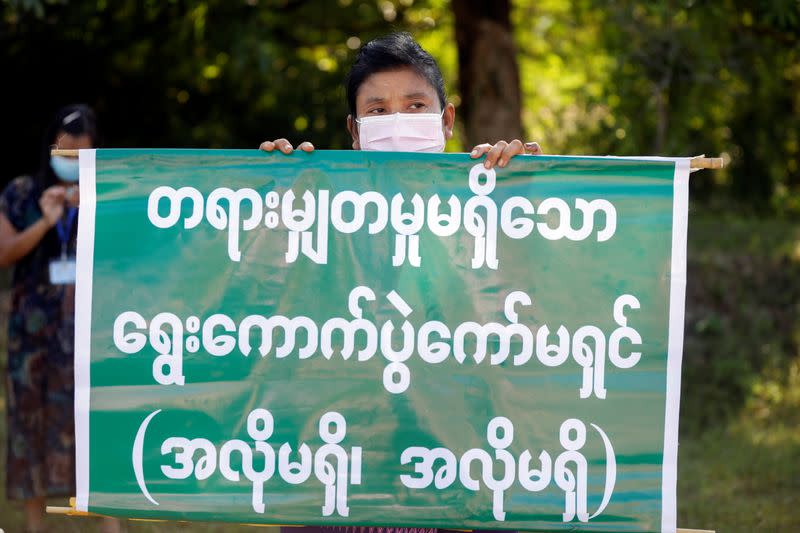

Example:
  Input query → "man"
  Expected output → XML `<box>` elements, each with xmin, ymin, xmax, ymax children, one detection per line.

<box><xmin>261</xmin><ymin>31</ymin><xmax>540</xmax><ymax>166</ymax></box>
<box><xmin>267</xmin><ymin>32</ymin><xmax>526</xmax><ymax>533</ymax></box>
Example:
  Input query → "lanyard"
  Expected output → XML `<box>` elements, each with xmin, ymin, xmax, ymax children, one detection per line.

<box><xmin>56</xmin><ymin>207</ymin><xmax>78</xmax><ymax>256</ymax></box>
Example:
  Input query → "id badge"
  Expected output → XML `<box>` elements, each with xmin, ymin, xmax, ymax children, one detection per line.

<box><xmin>49</xmin><ymin>256</ymin><xmax>77</xmax><ymax>285</ymax></box>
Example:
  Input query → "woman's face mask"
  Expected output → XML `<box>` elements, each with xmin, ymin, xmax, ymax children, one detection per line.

<box><xmin>356</xmin><ymin>112</ymin><xmax>445</xmax><ymax>152</ymax></box>
<box><xmin>50</xmin><ymin>155</ymin><xmax>80</xmax><ymax>183</ymax></box>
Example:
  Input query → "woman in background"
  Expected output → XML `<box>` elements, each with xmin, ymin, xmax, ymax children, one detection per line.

<box><xmin>0</xmin><ymin>105</ymin><xmax>118</xmax><ymax>532</ymax></box>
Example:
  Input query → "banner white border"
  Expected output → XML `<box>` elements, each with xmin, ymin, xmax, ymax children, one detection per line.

<box><xmin>661</xmin><ymin>158</ymin><xmax>690</xmax><ymax>533</ymax></box>
<box><xmin>74</xmin><ymin>148</ymin><xmax>97</xmax><ymax>512</ymax></box>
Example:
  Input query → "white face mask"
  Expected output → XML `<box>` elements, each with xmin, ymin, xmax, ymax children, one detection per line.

<box><xmin>356</xmin><ymin>112</ymin><xmax>445</xmax><ymax>152</ymax></box>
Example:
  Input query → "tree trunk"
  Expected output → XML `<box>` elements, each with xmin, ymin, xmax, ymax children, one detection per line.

<box><xmin>452</xmin><ymin>0</ymin><xmax>523</xmax><ymax>147</ymax></box>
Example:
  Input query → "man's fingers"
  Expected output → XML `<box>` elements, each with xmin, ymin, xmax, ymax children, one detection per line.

<box><xmin>274</xmin><ymin>138</ymin><xmax>293</xmax><ymax>154</ymax></box>
<box><xmin>298</xmin><ymin>141</ymin><xmax>315</xmax><ymax>153</ymax></box>
<box><xmin>498</xmin><ymin>139</ymin><xmax>524</xmax><ymax>167</ymax></box>
<box><xmin>524</xmin><ymin>141</ymin><xmax>542</xmax><ymax>154</ymax></box>
<box><xmin>470</xmin><ymin>144</ymin><xmax>492</xmax><ymax>159</ymax></box>
<box><xmin>260</xmin><ymin>139</ymin><xmax>295</xmax><ymax>153</ymax></box>
<box><xmin>484</xmin><ymin>141</ymin><xmax>508</xmax><ymax>169</ymax></box>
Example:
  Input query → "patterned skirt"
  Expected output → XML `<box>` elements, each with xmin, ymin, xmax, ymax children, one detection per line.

<box><xmin>5</xmin><ymin>286</ymin><xmax>76</xmax><ymax>500</ymax></box>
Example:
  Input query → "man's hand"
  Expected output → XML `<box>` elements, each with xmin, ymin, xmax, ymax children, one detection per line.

<box><xmin>39</xmin><ymin>185</ymin><xmax>66</xmax><ymax>227</ymax></box>
<box><xmin>470</xmin><ymin>140</ymin><xmax>542</xmax><ymax>169</ymax></box>
<box><xmin>259</xmin><ymin>139</ymin><xmax>315</xmax><ymax>154</ymax></box>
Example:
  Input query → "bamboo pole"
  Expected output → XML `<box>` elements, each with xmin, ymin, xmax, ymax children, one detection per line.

<box><xmin>689</xmin><ymin>156</ymin><xmax>724</xmax><ymax>169</ymax></box>
<box><xmin>44</xmin><ymin>506</ymin><xmax>714</xmax><ymax>532</ymax></box>
<box><xmin>46</xmin><ymin>497</ymin><xmax>100</xmax><ymax>517</ymax></box>
<box><xmin>51</xmin><ymin>149</ymin><xmax>79</xmax><ymax>157</ymax></box>
<box><xmin>49</xmin><ymin>498</ymin><xmax>715</xmax><ymax>531</ymax></box>
<box><xmin>49</xmin><ymin>148</ymin><xmax>724</xmax><ymax>169</ymax></box>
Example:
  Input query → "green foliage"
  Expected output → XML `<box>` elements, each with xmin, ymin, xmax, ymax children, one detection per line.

<box><xmin>681</xmin><ymin>211</ymin><xmax>800</xmax><ymax>433</ymax></box>
<box><xmin>1</xmin><ymin>0</ymin><xmax>448</xmax><ymax>174</ymax></box>
<box><xmin>512</xmin><ymin>0</ymin><xmax>800</xmax><ymax>212</ymax></box>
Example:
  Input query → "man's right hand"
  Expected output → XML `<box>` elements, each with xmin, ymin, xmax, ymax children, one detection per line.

<box><xmin>39</xmin><ymin>185</ymin><xmax>66</xmax><ymax>227</ymax></box>
<box><xmin>259</xmin><ymin>138</ymin><xmax>315</xmax><ymax>154</ymax></box>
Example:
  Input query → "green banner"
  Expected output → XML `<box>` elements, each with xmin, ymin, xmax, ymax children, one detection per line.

<box><xmin>74</xmin><ymin>149</ymin><xmax>689</xmax><ymax>532</ymax></box>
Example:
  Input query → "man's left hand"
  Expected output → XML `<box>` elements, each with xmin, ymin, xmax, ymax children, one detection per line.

<box><xmin>470</xmin><ymin>140</ymin><xmax>542</xmax><ymax>169</ymax></box>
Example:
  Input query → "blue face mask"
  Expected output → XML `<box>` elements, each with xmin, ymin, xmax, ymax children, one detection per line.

<box><xmin>50</xmin><ymin>155</ymin><xmax>80</xmax><ymax>183</ymax></box>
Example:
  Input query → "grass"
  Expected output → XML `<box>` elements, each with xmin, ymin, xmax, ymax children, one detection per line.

<box><xmin>677</xmin><ymin>421</ymin><xmax>800</xmax><ymax>531</ymax></box>
<box><xmin>1</xmin><ymin>207</ymin><xmax>799</xmax><ymax>532</ymax></box>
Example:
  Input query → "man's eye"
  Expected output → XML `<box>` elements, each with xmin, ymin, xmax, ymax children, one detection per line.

<box><xmin>409</xmin><ymin>103</ymin><xmax>426</xmax><ymax>110</ymax></box>
<box><xmin>368</xmin><ymin>108</ymin><xmax>386</xmax><ymax>114</ymax></box>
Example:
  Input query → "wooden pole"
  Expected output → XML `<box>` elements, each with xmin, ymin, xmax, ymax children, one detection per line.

<box><xmin>689</xmin><ymin>156</ymin><xmax>724</xmax><ymax>169</ymax></box>
<box><xmin>49</xmin><ymin>497</ymin><xmax>716</xmax><ymax>530</ymax></box>
<box><xmin>51</xmin><ymin>149</ymin><xmax>79</xmax><ymax>157</ymax></box>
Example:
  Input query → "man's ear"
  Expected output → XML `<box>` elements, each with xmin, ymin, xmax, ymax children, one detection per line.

<box><xmin>347</xmin><ymin>114</ymin><xmax>361</xmax><ymax>150</ymax></box>
<box><xmin>443</xmin><ymin>102</ymin><xmax>456</xmax><ymax>141</ymax></box>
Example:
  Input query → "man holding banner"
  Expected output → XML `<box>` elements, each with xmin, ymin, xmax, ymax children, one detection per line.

<box><xmin>261</xmin><ymin>31</ymin><xmax>534</xmax><ymax>533</ymax></box>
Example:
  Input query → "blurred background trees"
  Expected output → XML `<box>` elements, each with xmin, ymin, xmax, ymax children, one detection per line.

<box><xmin>3</xmin><ymin>0</ymin><xmax>798</xmax><ymax>211</ymax></box>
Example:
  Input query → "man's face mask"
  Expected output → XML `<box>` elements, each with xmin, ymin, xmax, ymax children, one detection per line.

<box><xmin>356</xmin><ymin>111</ymin><xmax>445</xmax><ymax>152</ymax></box>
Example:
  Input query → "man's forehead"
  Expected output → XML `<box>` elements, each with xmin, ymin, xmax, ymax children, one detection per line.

<box><xmin>363</xmin><ymin>91</ymin><xmax>431</xmax><ymax>104</ymax></box>
<box><xmin>356</xmin><ymin>68</ymin><xmax>437</xmax><ymax>101</ymax></box>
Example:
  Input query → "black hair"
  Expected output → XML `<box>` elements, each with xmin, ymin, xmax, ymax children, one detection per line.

<box><xmin>36</xmin><ymin>104</ymin><xmax>98</xmax><ymax>189</ymax></box>
<box><xmin>345</xmin><ymin>32</ymin><xmax>446</xmax><ymax>117</ymax></box>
